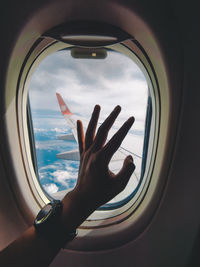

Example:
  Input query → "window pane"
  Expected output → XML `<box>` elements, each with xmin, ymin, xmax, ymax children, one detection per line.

<box><xmin>28</xmin><ymin>48</ymin><xmax>149</xmax><ymax>206</ymax></box>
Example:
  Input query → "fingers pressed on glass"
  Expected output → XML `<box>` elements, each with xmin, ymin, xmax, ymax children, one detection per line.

<box><xmin>93</xmin><ymin>105</ymin><xmax>121</xmax><ymax>151</ymax></box>
<box><xmin>77</xmin><ymin>120</ymin><xmax>85</xmax><ymax>156</ymax></box>
<box><xmin>85</xmin><ymin>105</ymin><xmax>100</xmax><ymax>150</ymax></box>
<box><xmin>103</xmin><ymin>116</ymin><xmax>135</xmax><ymax>163</ymax></box>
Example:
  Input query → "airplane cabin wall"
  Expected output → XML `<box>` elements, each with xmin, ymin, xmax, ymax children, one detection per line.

<box><xmin>0</xmin><ymin>1</ymin><xmax>199</xmax><ymax>266</ymax></box>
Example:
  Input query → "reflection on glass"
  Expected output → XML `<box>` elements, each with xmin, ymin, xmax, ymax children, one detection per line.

<box><xmin>29</xmin><ymin>48</ymin><xmax>148</xmax><ymax>206</ymax></box>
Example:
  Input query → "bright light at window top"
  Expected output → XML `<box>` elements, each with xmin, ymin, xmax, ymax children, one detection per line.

<box><xmin>61</xmin><ymin>35</ymin><xmax>118</xmax><ymax>42</ymax></box>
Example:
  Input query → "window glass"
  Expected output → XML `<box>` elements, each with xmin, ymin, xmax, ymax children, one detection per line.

<box><xmin>28</xmin><ymin>48</ymin><xmax>149</xmax><ymax>206</ymax></box>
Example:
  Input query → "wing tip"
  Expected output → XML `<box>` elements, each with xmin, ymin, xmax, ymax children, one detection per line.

<box><xmin>56</xmin><ymin>92</ymin><xmax>72</xmax><ymax>115</ymax></box>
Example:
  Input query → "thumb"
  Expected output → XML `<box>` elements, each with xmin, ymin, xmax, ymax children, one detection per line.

<box><xmin>115</xmin><ymin>155</ymin><xmax>135</xmax><ymax>191</ymax></box>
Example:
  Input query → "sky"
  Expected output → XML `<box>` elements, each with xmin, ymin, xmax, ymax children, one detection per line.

<box><xmin>29</xmin><ymin>49</ymin><xmax>148</xmax><ymax>131</ymax></box>
<box><xmin>28</xmin><ymin>48</ymin><xmax>149</xmax><ymax>200</ymax></box>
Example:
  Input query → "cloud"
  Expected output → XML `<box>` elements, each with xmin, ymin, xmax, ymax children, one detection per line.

<box><xmin>35</xmin><ymin>139</ymin><xmax>77</xmax><ymax>152</ymax></box>
<box><xmin>30</xmin><ymin>50</ymin><xmax>143</xmax><ymax>90</ymax></box>
<box><xmin>39</xmin><ymin>164</ymin><xmax>58</xmax><ymax>172</ymax></box>
<box><xmin>38</xmin><ymin>158</ymin><xmax>79</xmax><ymax>193</ymax></box>
<box><xmin>29</xmin><ymin>48</ymin><xmax>149</xmax><ymax>132</ymax></box>
<box><xmin>43</xmin><ymin>183</ymin><xmax>59</xmax><ymax>194</ymax></box>
<box><xmin>51</xmin><ymin>170</ymin><xmax>77</xmax><ymax>187</ymax></box>
<box><xmin>34</xmin><ymin>127</ymin><xmax>70</xmax><ymax>134</ymax></box>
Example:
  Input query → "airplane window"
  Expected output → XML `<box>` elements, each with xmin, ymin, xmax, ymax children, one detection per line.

<box><xmin>28</xmin><ymin>47</ymin><xmax>150</xmax><ymax>209</ymax></box>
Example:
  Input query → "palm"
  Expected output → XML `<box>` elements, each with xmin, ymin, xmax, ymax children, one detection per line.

<box><xmin>75</xmin><ymin>105</ymin><xmax>135</xmax><ymax>210</ymax></box>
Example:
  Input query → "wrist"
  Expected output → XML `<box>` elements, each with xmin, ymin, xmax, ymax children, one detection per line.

<box><xmin>60</xmin><ymin>189</ymin><xmax>94</xmax><ymax>233</ymax></box>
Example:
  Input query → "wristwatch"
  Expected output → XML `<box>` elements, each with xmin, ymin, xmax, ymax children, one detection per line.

<box><xmin>34</xmin><ymin>200</ymin><xmax>77</xmax><ymax>247</ymax></box>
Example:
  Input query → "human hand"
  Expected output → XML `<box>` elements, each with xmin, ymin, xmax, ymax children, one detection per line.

<box><xmin>73</xmin><ymin>105</ymin><xmax>135</xmax><ymax>212</ymax></box>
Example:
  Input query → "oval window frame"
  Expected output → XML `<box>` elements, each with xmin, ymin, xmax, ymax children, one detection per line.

<box><xmin>16</xmin><ymin>34</ymin><xmax>160</xmax><ymax>250</ymax></box>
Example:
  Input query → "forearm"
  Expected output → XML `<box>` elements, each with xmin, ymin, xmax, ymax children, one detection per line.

<box><xmin>0</xmin><ymin>190</ymin><xmax>91</xmax><ymax>267</ymax></box>
<box><xmin>0</xmin><ymin>226</ymin><xmax>60</xmax><ymax>267</ymax></box>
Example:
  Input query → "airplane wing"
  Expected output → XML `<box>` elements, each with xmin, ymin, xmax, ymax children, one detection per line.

<box><xmin>56</xmin><ymin>93</ymin><xmax>80</xmax><ymax>143</ymax></box>
<box><xmin>56</xmin><ymin>150</ymin><xmax>80</xmax><ymax>161</ymax></box>
<box><xmin>56</xmin><ymin>93</ymin><xmax>142</xmax><ymax>180</ymax></box>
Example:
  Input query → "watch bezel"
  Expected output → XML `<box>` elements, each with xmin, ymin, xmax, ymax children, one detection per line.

<box><xmin>34</xmin><ymin>200</ymin><xmax>62</xmax><ymax>226</ymax></box>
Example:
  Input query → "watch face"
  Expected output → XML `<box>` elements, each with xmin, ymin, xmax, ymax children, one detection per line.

<box><xmin>35</xmin><ymin>203</ymin><xmax>53</xmax><ymax>224</ymax></box>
